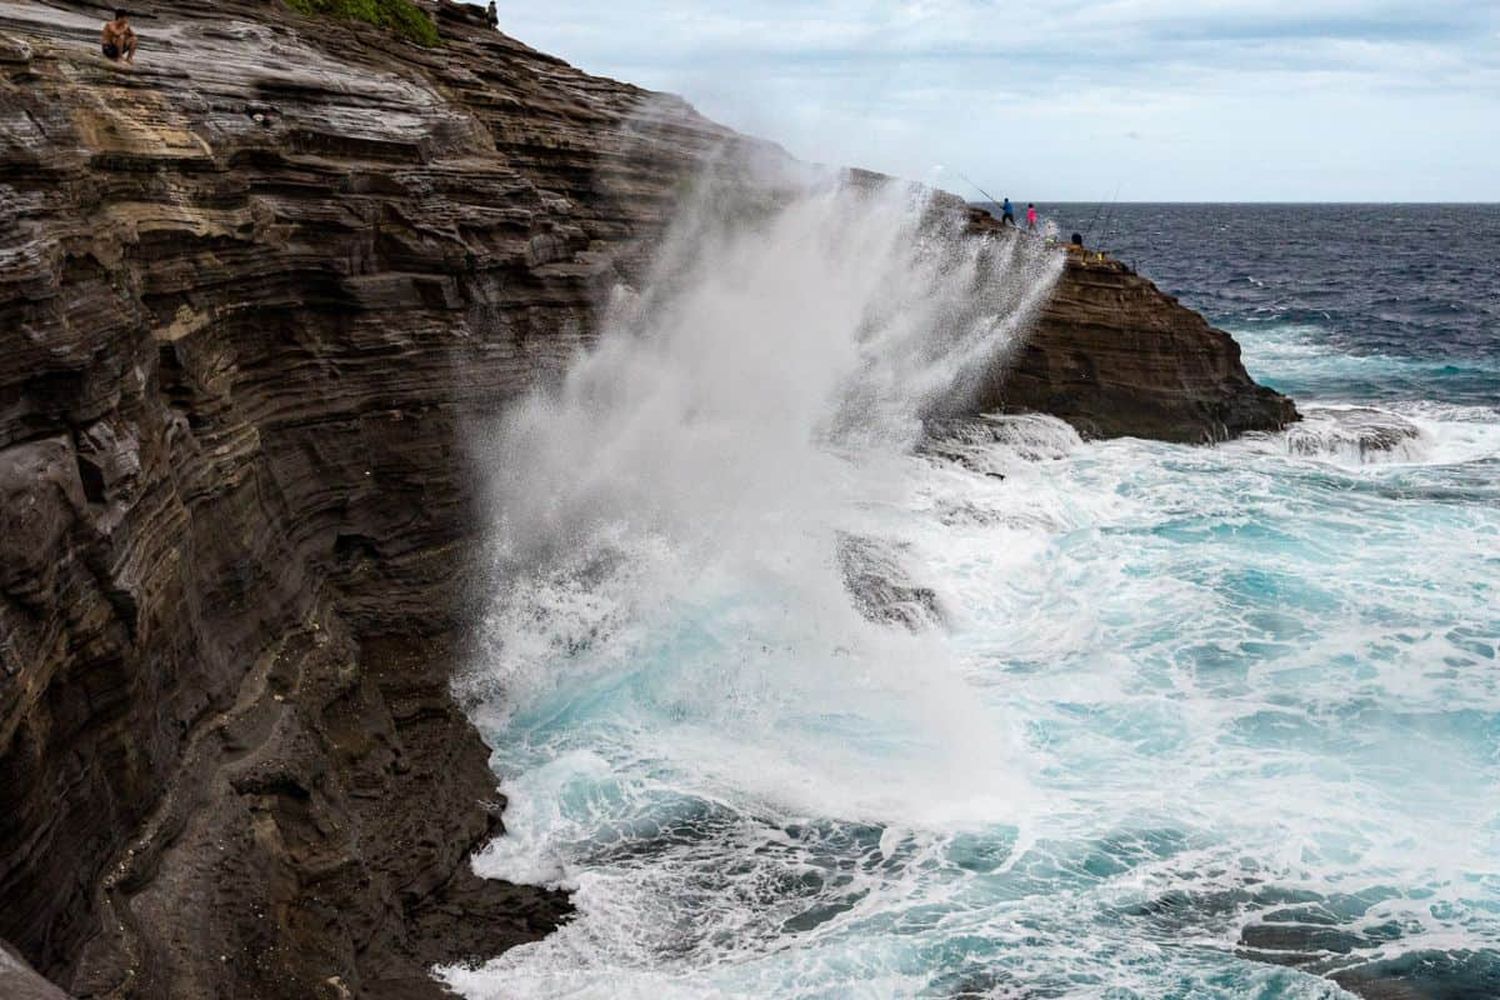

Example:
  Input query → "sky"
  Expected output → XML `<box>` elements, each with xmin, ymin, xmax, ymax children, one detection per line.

<box><xmin>500</xmin><ymin>1</ymin><xmax>1500</xmax><ymax>202</ymax></box>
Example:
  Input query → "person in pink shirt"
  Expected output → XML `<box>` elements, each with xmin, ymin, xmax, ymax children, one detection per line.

<box><xmin>1026</xmin><ymin>203</ymin><xmax>1039</xmax><ymax>231</ymax></box>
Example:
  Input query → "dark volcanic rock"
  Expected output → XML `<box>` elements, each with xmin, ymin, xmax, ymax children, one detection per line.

<box><xmin>968</xmin><ymin>212</ymin><xmax>1298</xmax><ymax>442</ymax></box>
<box><xmin>0</xmin><ymin>0</ymin><xmax>705</xmax><ymax>993</ymax></box>
<box><xmin>63</xmin><ymin>631</ymin><xmax>572</xmax><ymax>1000</ymax></box>
<box><xmin>1232</xmin><ymin>904</ymin><xmax>1496</xmax><ymax>1000</ymax></box>
<box><xmin>920</xmin><ymin>412</ymin><xmax>1083</xmax><ymax>474</ymax></box>
<box><xmin>1282</xmin><ymin>406</ymin><xmax>1423</xmax><ymax>462</ymax></box>
<box><xmin>0</xmin><ymin>0</ymin><xmax>1297</xmax><ymax>996</ymax></box>
<box><xmin>1331</xmin><ymin>950</ymin><xmax>1500</xmax><ymax>1000</ymax></box>
<box><xmin>1005</xmin><ymin>254</ymin><xmax>1298</xmax><ymax>442</ymax></box>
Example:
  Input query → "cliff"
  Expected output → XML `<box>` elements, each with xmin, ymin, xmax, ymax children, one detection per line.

<box><xmin>1002</xmin><ymin>253</ymin><xmax>1297</xmax><ymax>442</ymax></box>
<box><xmin>967</xmin><ymin>213</ymin><xmax>1298</xmax><ymax>442</ymax></box>
<box><xmin>0</xmin><ymin>1</ymin><xmax>1293</xmax><ymax>998</ymax></box>
<box><xmin>1</xmin><ymin>0</ymin><xmax>696</xmax><ymax>994</ymax></box>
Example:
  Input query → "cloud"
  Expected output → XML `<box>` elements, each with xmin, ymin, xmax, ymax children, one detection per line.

<box><xmin>500</xmin><ymin>1</ymin><xmax>1500</xmax><ymax>200</ymax></box>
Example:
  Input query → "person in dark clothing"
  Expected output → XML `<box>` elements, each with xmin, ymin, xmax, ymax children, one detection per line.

<box><xmin>486</xmin><ymin>1</ymin><xmax>498</xmax><ymax>27</ymax></box>
<box><xmin>100</xmin><ymin>9</ymin><xmax>137</xmax><ymax>62</ymax></box>
<box><xmin>1000</xmin><ymin>198</ymin><xmax>1015</xmax><ymax>226</ymax></box>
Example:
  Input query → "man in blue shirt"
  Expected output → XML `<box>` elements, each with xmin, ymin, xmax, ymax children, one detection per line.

<box><xmin>1000</xmin><ymin>198</ymin><xmax>1016</xmax><ymax>226</ymax></box>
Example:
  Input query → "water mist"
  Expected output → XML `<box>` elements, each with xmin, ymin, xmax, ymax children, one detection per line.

<box><xmin>445</xmin><ymin>162</ymin><xmax>1063</xmax><ymax>996</ymax></box>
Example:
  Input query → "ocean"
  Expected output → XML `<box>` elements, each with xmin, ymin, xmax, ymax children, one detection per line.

<box><xmin>1047</xmin><ymin>203</ymin><xmax>1500</xmax><ymax>408</ymax></box>
<box><xmin>442</xmin><ymin>192</ymin><xmax>1500</xmax><ymax>999</ymax></box>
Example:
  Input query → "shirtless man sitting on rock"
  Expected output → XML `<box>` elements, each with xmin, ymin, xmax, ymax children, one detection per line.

<box><xmin>101</xmin><ymin>9</ymin><xmax>137</xmax><ymax>63</ymax></box>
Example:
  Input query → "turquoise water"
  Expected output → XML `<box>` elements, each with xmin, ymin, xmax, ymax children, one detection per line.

<box><xmin>445</xmin><ymin>197</ymin><xmax>1500</xmax><ymax>998</ymax></box>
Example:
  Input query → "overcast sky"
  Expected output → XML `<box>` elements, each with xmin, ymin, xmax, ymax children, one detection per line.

<box><xmin>502</xmin><ymin>1</ymin><xmax>1499</xmax><ymax>202</ymax></box>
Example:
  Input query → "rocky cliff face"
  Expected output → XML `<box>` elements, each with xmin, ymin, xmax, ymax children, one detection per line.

<box><xmin>1003</xmin><ymin>253</ymin><xmax>1297</xmax><ymax>442</ymax></box>
<box><xmin>0</xmin><ymin>0</ymin><xmax>706</xmax><ymax>994</ymax></box>
<box><xmin>968</xmin><ymin>214</ymin><xmax>1298</xmax><ymax>442</ymax></box>
<box><xmin>0</xmin><ymin>1</ymin><xmax>1293</xmax><ymax>997</ymax></box>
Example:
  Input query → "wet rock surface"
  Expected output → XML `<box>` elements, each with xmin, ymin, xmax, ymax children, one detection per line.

<box><xmin>1127</xmin><ymin>883</ymin><xmax>1500</xmax><ymax>1000</ymax></box>
<box><xmin>836</xmin><ymin>533</ymin><xmax>945</xmax><ymax>631</ymax></box>
<box><xmin>921</xmin><ymin>412</ymin><xmax>1083</xmax><ymax>475</ymax></box>
<box><xmin>1</xmin><ymin>0</ymin><xmax>1297</xmax><ymax>996</ymax></box>
<box><xmin>1282</xmin><ymin>406</ymin><xmax>1424</xmax><ymax>462</ymax></box>
<box><xmin>1330</xmin><ymin>950</ymin><xmax>1500</xmax><ymax>1000</ymax></box>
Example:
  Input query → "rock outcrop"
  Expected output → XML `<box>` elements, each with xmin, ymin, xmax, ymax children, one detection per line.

<box><xmin>0</xmin><ymin>1</ymin><xmax>1294</xmax><ymax>998</ymax></box>
<box><xmin>968</xmin><ymin>213</ymin><xmax>1297</xmax><ymax>442</ymax></box>
<box><xmin>1006</xmin><ymin>254</ymin><xmax>1297</xmax><ymax>442</ymax></box>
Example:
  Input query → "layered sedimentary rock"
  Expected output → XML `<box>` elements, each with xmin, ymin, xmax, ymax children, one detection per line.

<box><xmin>1007</xmin><ymin>254</ymin><xmax>1297</xmax><ymax>442</ymax></box>
<box><xmin>969</xmin><ymin>213</ymin><xmax>1298</xmax><ymax>442</ymax></box>
<box><xmin>0</xmin><ymin>0</ymin><xmax>708</xmax><ymax>994</ymax></box>
<box><xmin>0</xmin><ymin>1</ymin><xmax>1292</xmax><ymax>997</ymax></box>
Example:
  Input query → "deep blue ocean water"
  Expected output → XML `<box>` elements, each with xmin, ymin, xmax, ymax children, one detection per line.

<box><xmin>446</xmin><ymin>196</ymin><xmax>1499</xmax><ymax>999</ymax></box>
<box><xmin>1045</xmin><ymin>203</ymin><xmax>1500</xmax><ymax>406</ymax></box>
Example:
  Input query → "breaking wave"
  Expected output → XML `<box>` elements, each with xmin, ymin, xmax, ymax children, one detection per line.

<box><xmin>443</xmin><ymin>196</ymin><xmax>1500</xmax><ymax>998</ymax></box>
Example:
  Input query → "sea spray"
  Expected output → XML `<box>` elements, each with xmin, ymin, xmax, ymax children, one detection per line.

<box><xmin>445</xmin><ymin>165</ymin><xmax>1063</xmax><ymax>994</ymax></box>
<box><xmin>459</xmin><ymin>164</ymin><xmax>1063</xmax><ymax>709</ymax></box>
<box><xmin>443</xmin><ymin>197</ymin><xmax>1500</xmax><ymax>998</ymax></box>
<box><xmin>475</xmin><ymin>167</ymin><xmax>1062</xmax><ymax>568</ymax></box>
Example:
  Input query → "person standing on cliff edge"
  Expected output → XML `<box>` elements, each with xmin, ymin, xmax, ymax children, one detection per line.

<box><xmin>101</xmin><ymin>9</ymin><xmax>137</xmax><ymax>63</ymax></box>
<box><xmin>1000</xmin><ymin>198</ymin><xmax>1016</xmax><ymax>226</ymax></box>
<box><xmin>486</xmin><ymin>1</ymin><xmax>498</xmax><ymax>27</ymax></box>
<box><xmin>1026</xmin><ymin>203</ymin><xmax>1038</xmax><ymax>231</ymax></box>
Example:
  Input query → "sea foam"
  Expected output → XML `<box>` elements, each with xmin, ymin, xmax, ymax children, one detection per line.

<box><xmin>441</xmin><ymin>182</ymin><xmax>1500</xmax><ymax>999</ymax></box>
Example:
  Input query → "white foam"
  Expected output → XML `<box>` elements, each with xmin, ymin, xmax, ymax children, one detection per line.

<box><xmin>444</xmin><ymin>163</ymin><xmax>1500</xmax><ymax>997</ymax></box>
<box><xmin>446</xmin><ymin>160</ymin><xmax>1068</xmax><ymax>994</ymax></box>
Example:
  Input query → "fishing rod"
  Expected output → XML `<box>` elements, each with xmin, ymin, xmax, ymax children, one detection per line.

<box><xmin>1083</xmin><ymin>181</ymin><xmax>1121</xmax><ymax>247</ymax></box>
<box><xmin>1097</xmin><ymin>194</ymin><xmax>1121</xmax><ymax>249</ymax></box>
<box><xmin>1080</xmin><ymin>197</ymin><xmax>1108</xmax><ymax>242</ymax></box>
<box><xmin>957</xmin><ymin>172</ymin><xmax>1004</xmax><ymax>214</ymax></box>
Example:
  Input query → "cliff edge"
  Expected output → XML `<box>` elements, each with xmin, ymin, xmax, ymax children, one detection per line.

<box><xmin>1</xmin><ymin>1</ymin><xmax>1293</xmax><ymax>997</ymax></box>
<box><xmin>966</xmin><ymin>212</ymin><xmax>1297</xmax><ymax>442</ymax></box>
<box><xmin>1002</xmin><ymin>253</ymin><xmax>1297</xmax><ymax>442</ymax></box>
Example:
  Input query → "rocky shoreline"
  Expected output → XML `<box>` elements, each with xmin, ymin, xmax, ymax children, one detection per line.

<box><xmin>0</xmin><ymin>1</ymin><xmax>1293</xmax><ymax>997</ymax></box>
<box><xmin>997</xmin><ymin>252</ymin><xmax>1298</xmax><ymax>441</ymax></box>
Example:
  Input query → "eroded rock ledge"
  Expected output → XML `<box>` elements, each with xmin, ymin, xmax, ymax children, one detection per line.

<box><xmin>1002</xmin><ymin>253</ymin><xmax>1298</xmax><ymax>442</ymax></box>
<box><xmin>1</xmin><ymin>1</ymin><xmax>1293</xmax><ymax>997</ymax></box>
<box><xmin>967</xmin><ymin>212</ymin><xmax>1298</xmax><ymax>442</ymax></box>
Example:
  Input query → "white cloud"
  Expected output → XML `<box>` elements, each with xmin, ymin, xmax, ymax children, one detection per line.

<box><xmin>501</xmin><ymin>1</ymin><xmax>1500</xmax><ymax>200</ymax></box>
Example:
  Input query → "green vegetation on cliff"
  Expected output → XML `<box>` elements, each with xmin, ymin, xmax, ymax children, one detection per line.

<box><xmin>284</xmin><ymin>0</ymin><xmax>440</xmax><ymax>46</ymax></box>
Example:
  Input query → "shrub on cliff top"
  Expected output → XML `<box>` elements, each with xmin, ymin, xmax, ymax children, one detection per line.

<box><xmin>284</xmin><ymin>0</ymin><xmax>440</xmax><ymax>47</ymax></box>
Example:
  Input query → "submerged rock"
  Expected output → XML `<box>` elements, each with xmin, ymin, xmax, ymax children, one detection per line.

<box><xmin>836</xmin><ymin>533</ymin><xmax>945</xmax><ymax>631</ymax></box>
<box><xmin>920</xmin><ymin>412</ymin><xmax>1083</xmax><ymax>481</ymax></box>
<box><xmin>1282</xmin><ymin>406</ymin><xmax>1426</xmax><ymax>463</ymax></box>
<box><xmin>1132</xmin><ymin>882</ymin><xmax>1495</xmax><ymax>1000</ymax></box>
<box><xmin>924</xmin><ymin>412</ymin><xmax>1082</xmax><ymax>461</ymax></box>
<box><xmin>1332</xmin><ymin>950</ymin><xmax>1500</xmax><ymax>1000</ymax></box>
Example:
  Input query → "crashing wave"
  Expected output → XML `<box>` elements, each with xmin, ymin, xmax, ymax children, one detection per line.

<box><xmin>1280</xmin><ymin>406</ymin><xmax>1428</xmax><ymax>464</ymax></box>
<box><xmin>921</xmin><ymin>413</ymin><xmax>1082</xmax><ymax>475</ymax></box>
